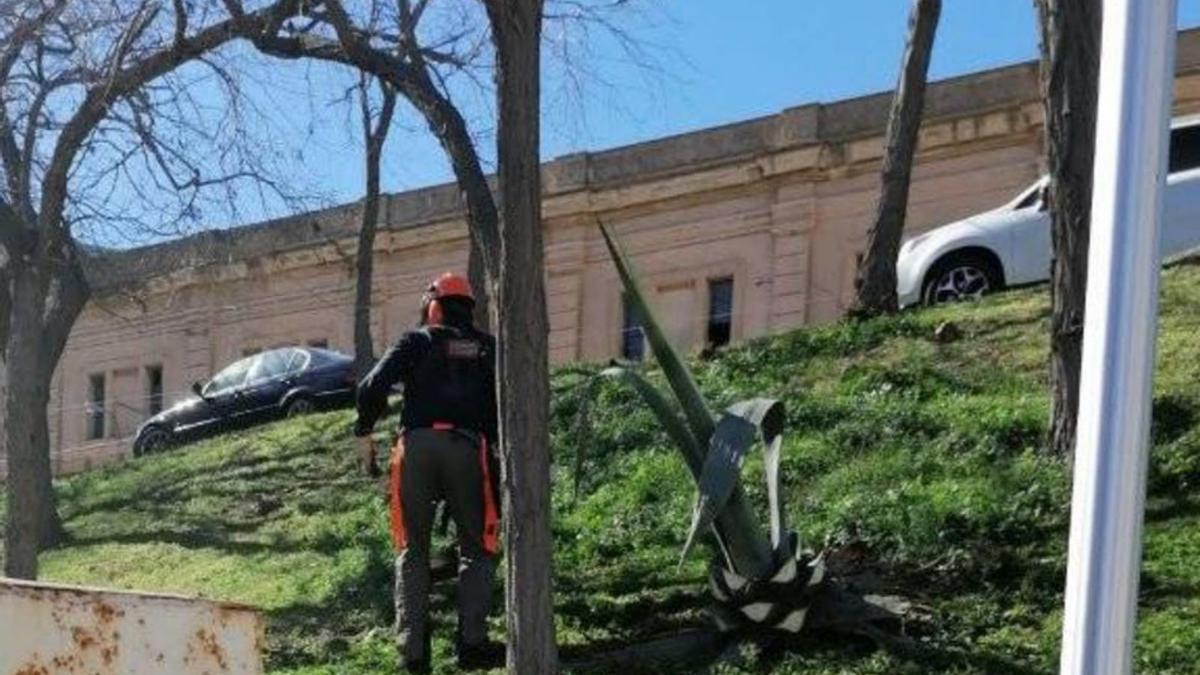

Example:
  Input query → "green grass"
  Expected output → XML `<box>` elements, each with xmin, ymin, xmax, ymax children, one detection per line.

<box><xmin>11</xmin><ymin>263</ymin><xmax>1200</xmax><ymax>672</ymax></box>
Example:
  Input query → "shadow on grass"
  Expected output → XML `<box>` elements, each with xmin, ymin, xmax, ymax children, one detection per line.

<box><xmin>966</xmin><ymin>304</ymin><xmax>1052</xmax><ymax>340</ymax></box>
<box><xmin>559</xmin><ymin>620</ymin><xmax>1039</xmax><ymax>674</ymax></box>
<box><xmin>60</xmin><ymin>439</ymin><xmax>323</xmax><ymax>520</ymax></box>
<box><xmin>265</xmin><ymin>539</ymin><xmax>396</xmax><ymax>670</ymax></box>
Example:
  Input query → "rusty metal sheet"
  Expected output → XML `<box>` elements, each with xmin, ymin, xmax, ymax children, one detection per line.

<box><xmin>0</xmin><ymin>578</ymin><xmax>264</xmax><ymax>675</ymax></box>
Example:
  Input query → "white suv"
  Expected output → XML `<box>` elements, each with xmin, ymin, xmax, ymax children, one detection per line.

<box><xmin>896</xmin><ymin>116</ymin><xmax>1200</xmax><ymax>307</ymax></box>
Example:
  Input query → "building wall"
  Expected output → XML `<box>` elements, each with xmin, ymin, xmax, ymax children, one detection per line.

<box><xmin>15</xmin><ymin>54</ymin><xmax>1200</xmax><ymax>477</ymax></box>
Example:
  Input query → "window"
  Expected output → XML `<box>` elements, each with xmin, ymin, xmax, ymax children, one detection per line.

<box><xmin>249</xmin><ymin>350</ymin><xmax>292</xmax><ymax>383</ymax></box>
<box><xmin>242</xmin><ymin>346</ymin><xmax>261</xmax><ymax>358</ymax></box>
<box><xmin>1169</xmin><ymin>125</ymin><xmax>1200</xmax><ymax>174</ymax></box>
<box><xmin>204</xmin><ymin>356</ymin><xmax>256</xmax><ymax>396</ymax></box>
<box><xmin>285</xmin><ymin>348</ymin><xmax>310</xmax><ymax>374</ymax></box>
<box><xmin>1013</xmin><ymin>183</ymin><xmax>1045</xmax><ymax>210</ymax></box>
<box><xmin>145</xmin><ymin>365</ymin><xmax>164</xmax><ymax>416</ymax></box>
<box><xmin>621</xmin><ymin>294</ymin><xmax>645</xmax><ymax>361</ymax></box>
<box><xmin>707</xmin><ymin>278</ymin><xmax>734</xmax><ymax>349</ymax></box>
<box><xmin>86</xmin><ymin>373</ymin><xmax>106</xmax><ymax>440</ymax></box>
<box><xmin>307</xmin><ymin>338</ymin><xmax>329</xmax><ymax>349</ymax></box>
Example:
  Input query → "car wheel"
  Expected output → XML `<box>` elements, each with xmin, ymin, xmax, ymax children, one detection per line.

<box><xmin>922</xmin><ymin>253</ymin><xmax>1003</xmax><ymax>306</ymax></box>
<box><xmin>135</xmin><ymin>426</ymin><xmax>172</xmax><ymax>456</ymax></box>
<box><xmin>284</xmin><ymin>396</ymin><xmax>315</xmax><ymax>418</ymax></box>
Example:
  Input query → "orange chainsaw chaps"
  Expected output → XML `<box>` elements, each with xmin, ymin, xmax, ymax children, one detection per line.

<box><xmin>479</xmin><ymin>436</ymin><xmax>501</xmax><ymax>555</ymax></box>
<box><xmin>389</xmin><ymin>437</ymin><xmax>407</xmax><ymax>552</ymax></box>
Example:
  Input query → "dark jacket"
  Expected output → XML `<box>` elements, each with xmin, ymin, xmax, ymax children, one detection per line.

<box><xmin>355</xmin><ymin>321</ymin><xmax>498</xmax><ymax>442</ymax></box>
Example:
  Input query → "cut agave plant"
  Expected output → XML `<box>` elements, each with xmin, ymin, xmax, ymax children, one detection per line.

<box><xmin>585</xmin><ymin>223</ymin><xmax>828</xmax><ymax>634</ymax></box>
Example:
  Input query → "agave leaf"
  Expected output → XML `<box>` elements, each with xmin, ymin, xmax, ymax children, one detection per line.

<box><xmin>599</xmin><ymin>223</ymin><xmax>715</xmax><ymax>442</ymax></box>
<box><xmin>597</xmin><ymin>369</ymin><xmax>773</xmax><ymax>577</ymax></box>
<box><xmin>599</xmin><ymin>367</ymin><xmax>705</xmax><ymax>476</ymax></box>
<box><xmin>680</xmin><ymin>399</ymin><xmax>788</xmax><ymax>568</ymax></box>
<box><xmin>572</xmin><ymin>376</ymin><xmax>601</xmax><ymax>503</ymax></box>
<box><xmin>725</xmin><ymin>398</ymin><xmax>789</xmax><ymax>553</ymax></box>
<box><xmin>679</xmin><ymin>413</ymin><xmax>757</xmax><ymax>563</ymax></box>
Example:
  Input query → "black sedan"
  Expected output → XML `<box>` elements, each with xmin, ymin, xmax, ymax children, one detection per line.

<box><xmin>133</xmin><ymin>347</ymin><xmax>357</xmax><ymax>455</ymax></box>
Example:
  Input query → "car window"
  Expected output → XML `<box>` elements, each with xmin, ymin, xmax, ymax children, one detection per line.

<box><xmin>284</xmin><ymin>348</ymin><xmax>310</xmax><ymax>374</ymax></box>
<box><xmin>1013</xmin><ymin>183</ymin><xmax>1044</xmax><ymax>210</ymax></box>
<box><xmin>1169</xmin><ymin>125</ymin><xmax>1200</xmax><ymax>174</ymax></box>
<box><xmin>248</xmin><ymin>350</ymin><xmax>291</xmax><ymax>383</ymax></box>
<box><xmin>204</xmin><ymin>356</ymin><xmax>256</xmax><ymax>395</ymax></box>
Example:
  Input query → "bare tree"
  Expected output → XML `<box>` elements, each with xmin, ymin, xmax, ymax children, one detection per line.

<box><xmin>484</xmin><ymin>0</ymin><xmax>557</xmax><ymax>670</ymax></box>
<box><xmin>852</xmin><ymin>0</ymin><xmax>941</xmax><ymax>316</ymax></box>
<box><xmin>1035</xmin><ymin>0</ymin><xmax>1102</xmax><ymax>457</ymax></box>
<box><xmin>0</xmin><ymin>0</ymin><xmax>302</xmax><ymax>579</ymax></box>
<box><xmin>353</xmin><ymin>75</ymin><xmax>397</xmax><ymax>378</ymax></box>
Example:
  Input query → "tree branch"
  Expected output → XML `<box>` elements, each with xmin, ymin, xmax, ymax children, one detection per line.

<box><xmin>0</xmin><ymin>0</ymin><xmax>69</xmax><ymax>82</ymax></box>
<box><xmin>37</xmin><ymin>0</ymin><xmax>303</xmax><ymax>241</ymax></box>
<box><xmin>291</xmin><ymin>0</ymin><xmax>501</xmax><ymax>271</ymax></box>
<box><xmin>171</xmin><ymin>0</ymin><xmax>188</xmax><ymax>47</ymax></box>
<box><xmin>0</xmin><ymin>193</ymin><xmax>25</xmax><ymax>254</ymax></box>
<box><xmin>0</xmin><ymin>1</ymin><xmax>69</xmax><ymax>223</ymax></box>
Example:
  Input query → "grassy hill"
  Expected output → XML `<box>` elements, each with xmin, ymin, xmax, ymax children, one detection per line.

<box><xmin>11</xmin><ymin>263</ymin><xmax>1200</xmax><ymax>673</ymax></box>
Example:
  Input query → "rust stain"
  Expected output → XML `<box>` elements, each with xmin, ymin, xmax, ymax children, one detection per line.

<box><xmin>100</xmin><ymin>643</ymin><xmax>119</xmax><ymax>666</ymax></box>
<box><xmin>71</xmin><ymin>626</ymin><xmax>97</xmax><ymax>650</ymax></box>
<box><xmin>51</xmin><ymin>653</ymin><xmax>80</xmax><ymax>671</ymax></box>
<box><xmin>192</xmin><ymin>627</ymin><xmax>230</xmax><ymax>670</ymax></box>
<box><xmin>13</xmin><ymin>664</ymin><xmax>49</xmax><ymax>675</ymax></box>
<box><xmin>92</xmin><ymin>600</ymin><xmax>122</xmax><ymax>624</ymax></box>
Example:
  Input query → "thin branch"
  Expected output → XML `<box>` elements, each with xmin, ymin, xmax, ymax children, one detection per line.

<box><xmin>38</xmin><ymin>0</ymin><xmax>305</xmax><ymax>239</ymax></box>
<box><xmin>172</xmin><ymin>0</ymin><xmax>188</xmax><ymax>47</ymax></box>
<box><xmin>0</xmin><ymin>1</ymin><xmax>71</xmax><ymax>222</ymax></box>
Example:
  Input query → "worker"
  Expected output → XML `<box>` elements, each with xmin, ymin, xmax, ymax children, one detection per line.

<box><xmin>354</xmin><ymin>272</ymin><xmax>501</xmax><ymax>673</ymax></box>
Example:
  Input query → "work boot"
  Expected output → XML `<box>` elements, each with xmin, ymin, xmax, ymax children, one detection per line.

<box><xmin>456</xmin><ymin>640</ymin><xmax>504</xmax><ymax>670</ymax></box>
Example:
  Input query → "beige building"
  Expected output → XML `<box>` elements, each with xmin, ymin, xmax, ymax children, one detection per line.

<box><xmin>18</xmin><ymin>29</ymin><xmax>1200</xmax><ymax>477</ymax></box>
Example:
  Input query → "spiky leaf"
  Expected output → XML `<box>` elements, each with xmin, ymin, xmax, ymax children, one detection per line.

<box><xmin>680</xmin><ymin>399</ymin><xmax>788</xmax><ymax>567</ymax></box>
<box><xmin>599</xmin><ymin>367</ymin><xmax>706</xmax><ymax>476</ymax></box>
<box><xmin>599</xmin><ymin>223</ymin><xmax>716</xmax><ymax>441</ymax></box>
<box><xmin>680</xmin><ymin>413</ymin><xmax>757</xmax><ymax>563</ymax></box>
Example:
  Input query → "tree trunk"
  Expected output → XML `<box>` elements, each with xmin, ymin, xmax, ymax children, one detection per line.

<box><xmin>486</xmin><ymin>0</ymin><xmax>558</xmax><ymax>672</ymax></box>
<box><xmin>353</xmin><ymin>160</ymin><xmax>380</xmax><ymax>378</ymax></box>
<box><xmin>3</xmin><ymin>256</ymin><xmax>85</xmax><ymax>578</ymax></box>
<box><xmin>1035</xmin><ymin>0</ymin><xmax>1102</xmax><ymax>457</ymax></box>
<box><xmin>852</xmin><ymin>0</ymin><xmax>941</xmax><ymax>317</ymax></box>
<box><xmin>468</xmin><ymin>233</ymin><xmax>491</xmax><ymax>330</ymax></box>
<box><xmin>353</xmin><ymin>81</ymin><xmax>396</xmax><ymax>378</ymax></box>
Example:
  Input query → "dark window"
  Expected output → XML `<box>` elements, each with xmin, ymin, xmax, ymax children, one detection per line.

<box><xmin>1014</xmin><ymin>183</ymin><xmax>1044</xmax><ymax>210</ymax></box>
<box><xmin>145</xmin><ymin>365</ymin><xmax>163</xmax><ymax>416</ymax></box>
<box><xmin>621</xmin><ymin>294</ymin><xmax>645</xmax><ymax>361</ymax></box>
<box><xmin>284</xmin><ymin>348</ymin><xmax>309</xmax><ymax>374</ymax></box>
<box><xmin>249</xmin><ymin>350</ymin><xmax>291</xmax><ymax>383</ymax></box>
<box><xmin>205</xmin><ymin>356</ymin><xmax>255</xmax><ymax>396</ymax></box>
<box><xmin>1169</xmin><ymin>125</ymin><xmax>1200</xmax><ymax>174</ymax></box>
<box><xmin>87</xmin><ymin>373</ymin><xmax>106</xmax><ymax>440</ymax></box>
<box><xmin>307</xmin><ymin>338</ymin><xmax>329</xmax><ymax>349</ymax></box>
<box><xmin>707</xmin><ymin>278</ymin><xmax>734</xmax><ymax>348</ymax></box>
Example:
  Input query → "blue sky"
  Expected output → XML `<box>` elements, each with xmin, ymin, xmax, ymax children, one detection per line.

<box><xmin>110</xmin><ymin>2</ymin><xmax>1200</xmax><ymax>233</ymax></box>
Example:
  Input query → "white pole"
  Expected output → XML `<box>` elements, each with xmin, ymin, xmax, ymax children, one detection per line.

<box><xmin>1059</xmin><ymin>1</ymin><xmax>1177</xmax><ymax>674</ymax></box>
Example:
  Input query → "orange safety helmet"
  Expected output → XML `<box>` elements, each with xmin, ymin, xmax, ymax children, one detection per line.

<box><xmin>421</xmin><ymin>272</ymin><xmax>474</xmax><ymax>325</ymax></box>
